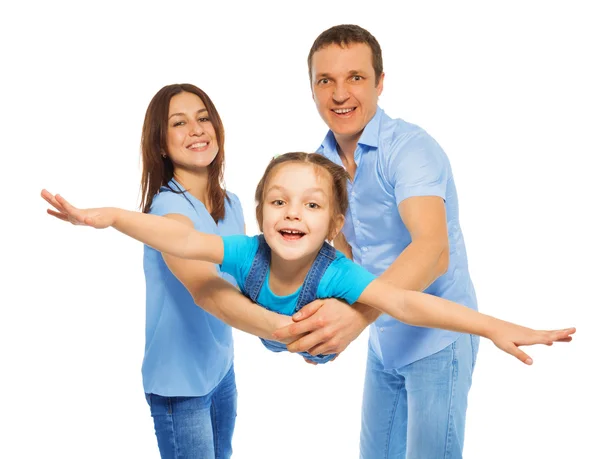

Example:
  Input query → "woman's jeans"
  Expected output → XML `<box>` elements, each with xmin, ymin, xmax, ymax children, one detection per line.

<box><xmin>145</xmin><ymin>364</ymin><xmax>237</xmax><ymax>459</ymax></box>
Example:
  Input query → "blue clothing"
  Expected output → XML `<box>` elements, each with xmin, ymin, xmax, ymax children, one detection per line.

<box><xmin>317</xmin><ymin>106</ymin><xmax>478</xmax><ymax>370</ymax></box>
<box><xmin>146</xmin><ymin>364</ymin><xmax>237</xmax><ymax>459</ymax></box>
<box><xmin>243</xmin><ymin>235</ymin><xmax>336</xmax><ymax>363</ymax></box>
<box><xmin>360</xmin><ymin>334</ymin><xmax>479</xmax><ymax>459</ymax></box>
<box><xmin>220</xmin><ymin>234</ymin><xmax>376</xmax><ymax>363</ymax></box>
<box><xmin>142</xmin><ymin>179</ymin><xmax>245</xmax><ymax>396</ymax></box>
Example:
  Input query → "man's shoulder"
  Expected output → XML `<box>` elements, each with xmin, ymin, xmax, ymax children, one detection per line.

<box><xmin>379</xmin><ymin>114</ymin><xmax>446</xmax><ymax>161</ymax></box>
<box><xmin>381</xmin><ymin>113</ymin><xmax>430</xmax><ymax>146</ymax></box>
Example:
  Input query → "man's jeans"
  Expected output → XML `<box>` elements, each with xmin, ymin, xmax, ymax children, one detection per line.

<box><xmin>360</xmin><ymin>333</ymin><xmax>479</xmax><ymax>459</ymax></box>
<box><xmin>145</xmin><ymin>364</ymin><xmax>237</xmax><ymax>459</ymax></box>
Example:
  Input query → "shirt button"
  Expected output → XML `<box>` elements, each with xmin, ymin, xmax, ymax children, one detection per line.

<box><xmin>351</xmin><ymin>191</ymin><xmax>356</xmax><ymax>197</ymax></box>
<box><xmin>356</xmin><ymin>219</ymin><xmax>360</xmax><ymax>225</ymax></box>
<box><xmin>379</xmin><ymin>327</ymin><xmax>384</xmax><ymax>332</ymax></box>
<box><xmin>361</xmin><ymin>246</ymin><xmax>368</xmax><ymax>252</ymax></box>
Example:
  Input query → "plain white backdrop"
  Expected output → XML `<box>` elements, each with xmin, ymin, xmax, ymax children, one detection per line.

<box><xmin>2</xmin><ymin>1</ymin><xmax>598</xmax><ymax>458</ymax></box>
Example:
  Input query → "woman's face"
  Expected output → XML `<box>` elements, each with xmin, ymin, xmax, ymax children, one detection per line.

<box><xmin>165</xmin><ymin>91</ymin><xmax>219</xmax><ymax>170</ymax></box>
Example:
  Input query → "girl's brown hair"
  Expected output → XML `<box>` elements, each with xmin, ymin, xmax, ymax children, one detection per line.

<box><xmin>139</xmin><ymin>83</ymin><xmax>228</xmax><ymax>222</ymax></box>
<box><xmin>254</xmin><ymin>152</ymin><xmax>349</xmax><ymax>236</ymax></box>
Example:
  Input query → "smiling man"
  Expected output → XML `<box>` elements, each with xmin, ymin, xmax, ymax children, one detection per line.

<box><xmin>274</xmin><ymin>24</ymin><xmax>480</xmax><ymax>459</ymax></box>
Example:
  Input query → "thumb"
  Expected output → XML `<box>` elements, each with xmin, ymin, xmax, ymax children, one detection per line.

<box><xmin>505</xmin><ymin>343</ymin><xmax>533</xmax><ymax>365</ymax></box>
<box><xmin>293</xmin><ymin>299</ymin><xmax>324</xmax><ymax>322</ymax></box>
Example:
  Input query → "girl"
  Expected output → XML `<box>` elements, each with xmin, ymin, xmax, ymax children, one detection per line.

<box><xmin>42</xmin><ymin>152</ymin><xmax>575</xmax><ymax>367</ymax></box>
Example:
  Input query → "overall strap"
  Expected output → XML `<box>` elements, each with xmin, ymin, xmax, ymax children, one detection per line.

<box><xmin>243</xmin><ymin>235</ymin><xmax>271</xmax><ymax>302</ymax></box>
<box><xmin>296</xmin><ymin>242</ymin><xmax>337</xmax><ymax>312</ymax></box>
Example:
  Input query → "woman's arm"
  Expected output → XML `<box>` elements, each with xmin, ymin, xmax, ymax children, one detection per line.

<box><xmin>358</xmin><ymin>279</ymin><xmax>576</xmax><ymax>364</ymax></box>
<box><xmin>43</xmin><ymin>190</ymin><xmax>223</xmax><ymax>263</ymax></box>
<box><xmin>162</xmin><ymin>215</ymin><xmax>294</xmax><ymax>340</ymax></box>
<box><xmin>41</xmin><ymin>189</ymin><xmax>296</xmax><ymax>341</ymax></box>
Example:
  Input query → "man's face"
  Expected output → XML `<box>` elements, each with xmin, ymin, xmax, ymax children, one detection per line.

<box><xmin>311</xmin><ymin>43</ymin><xmax>384</xmax><ymax>144</ymax></box>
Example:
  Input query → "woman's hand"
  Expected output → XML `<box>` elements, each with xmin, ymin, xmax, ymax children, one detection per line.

<box><xmin>41</xmin><ymin>189</ymin><xmax>116</xmax><ymax>229</ymax></box>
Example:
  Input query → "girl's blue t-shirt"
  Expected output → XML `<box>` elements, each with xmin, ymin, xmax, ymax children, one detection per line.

<box><xmin>220</xmin><ymin>235</ymin><xmax>377</xmax><ymax>315</ymax></box>
<box><xmin>142</xmin><ymin>181</ymin><xmax>245</xmax><ymax>397</ymax></box>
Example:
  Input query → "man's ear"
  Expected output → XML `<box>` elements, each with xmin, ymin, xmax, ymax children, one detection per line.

<box><xmin>377</xmin><ymin>71</ymin><xmax>385</xmax><ymax>97</ymax></box>
<box><xmin>328</xmin><ymin>213</ymin><xmax>345</xmax><ymax>240</ymax></box>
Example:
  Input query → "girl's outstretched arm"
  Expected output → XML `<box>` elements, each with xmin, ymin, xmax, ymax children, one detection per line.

<box><xmin>357</xmin><ymin>279</ymin><xmax>576</xmax><ymax>365</ymax></box>
<box><xmin>41</xmin><ymin>190</ymin><xmax>224</xmax><ymax>264</ymax></box>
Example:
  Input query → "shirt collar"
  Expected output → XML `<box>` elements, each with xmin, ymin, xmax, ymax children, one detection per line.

<box><xmin>319</xmin><ymin>106</ymin><xmax>383</xmax><ymax>155</ymax></box>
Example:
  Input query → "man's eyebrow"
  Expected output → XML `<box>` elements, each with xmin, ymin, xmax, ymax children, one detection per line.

<box><xmin>168</xmin><ymin>108</ymin><xmax>208</xmax><ymax>120</ymax></box>
<box><xmin>315</xmin><ymin>70</ymin><xmax>365</xmax><ymax>79</ymax></box>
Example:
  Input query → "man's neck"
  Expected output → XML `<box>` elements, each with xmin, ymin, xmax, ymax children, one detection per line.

<box><xmin>335</xmin><ymin>139</ymin><xmax>358</xmax><ymax>180</ymax></box>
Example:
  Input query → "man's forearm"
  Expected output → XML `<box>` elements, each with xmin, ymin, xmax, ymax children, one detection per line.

<box><xmin>193</xmin><ymin>277</ymin><xmax>291</xmax><ymax>341</ymax></box>
<box><xmin>354</xmin><ymin>240</ymin><xmax>448</xmax><ymax>325</ymax></box>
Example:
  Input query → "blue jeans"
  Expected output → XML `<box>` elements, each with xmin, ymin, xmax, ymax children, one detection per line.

<box><xmin>145</xmin><ymin>365</ymin><xmax>237</xmax><ymax>459</ymax></box>
<box><xmin>360</xmin><ymin>333</ymin><xmax>479</xmax><ymax>459</ymax></box>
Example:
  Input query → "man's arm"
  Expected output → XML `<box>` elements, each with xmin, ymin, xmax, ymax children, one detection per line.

<box><xmin>273</xmin><ymin>196</ymin><xmax>448</xmax><ymax>355</ymax></box>
<box><xmin>163</xmin><ymin>214</ymin><xmax>294</xmax><ymax>341</ymax></box>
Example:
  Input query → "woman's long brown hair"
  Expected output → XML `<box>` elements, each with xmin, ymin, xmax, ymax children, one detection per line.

<box><xmin>139</xmin><ymin>83</ymin><xmax>228</xmax><ymax>222</ymax></box>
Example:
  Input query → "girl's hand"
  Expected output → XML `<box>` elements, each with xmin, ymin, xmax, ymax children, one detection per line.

<box><xmin>41</xmin><ymin>189</ymin><xmax>116</xmax><ymax>229</ymax></box>
<box><xmin>488</xmin><ymin>324</ymin><xmax>576</xmax><ymax>365</ymax></box>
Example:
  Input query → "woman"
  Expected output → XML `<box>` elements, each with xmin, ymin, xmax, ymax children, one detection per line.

<box><xmin>44</xmin><ymin>83</ymin><xmax>294</xmax><ymax>459</ymax></box>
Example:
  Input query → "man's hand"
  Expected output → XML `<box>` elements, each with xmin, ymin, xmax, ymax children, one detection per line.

<box><xmin>272</xmin><ymin>298</ymin><xmax>370</xmax><ymax>356</ymax></box>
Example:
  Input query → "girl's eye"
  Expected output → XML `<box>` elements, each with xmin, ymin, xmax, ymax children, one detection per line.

<box><xmin>307</xmin><ymin>202</ymin><xmax>320</xmax><ymax>209</ymax></box>
<box><xmin>272</xmin><ymin>200</ymin><xmax>285</xmax><ymax>206</ymax></box>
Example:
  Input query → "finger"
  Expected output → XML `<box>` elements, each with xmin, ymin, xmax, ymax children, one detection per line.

<box><xmin>272</xmin><ymin>315</ymin><xmax>323</xmax><ymax>340</ymax></box>
<box><xmin>47</xmin><ymin>209</ymin><xmax>69</xmax><ymax>222</ymax></box>
<box><xmin>55</xmin><ymin>194</ymin><xmax>86</xmax><ymax>224</ymax></box>
<box><xmin>507</xmin><ymin>343</ymin><xmax>533</xmax><ymax>365</ymax></box>
<box><xmin>41</xmin><ymin>190</ymin><xmax>67</xmax><ymax>213</ymax></box>
<box><xmin>309</xmin><ymin>342</ymin><xmax>338</xmax><ymax>356</ymax></box>
<box><xmin>287</xmin><ymin>329</ymin><xmax>328</xmax><ymax>353</ymax></box>
<box><xmin>555</xmin><ymin>327</ymin><xmax>576</xmax><ymax>339</ymax></box>
<box><xmin>292</xmin><ymin>299</ymin><xmax>325</xmax><ymax>322</ymax></box>
<box><xmin>303</xmin><ymin>357</ymin><xmax>317</xmax><ymax>366</ymax></box>
<box><xmin>555</xmin><ymin>337</ymin><xmax>572</xmax><ymax>343</ymax></box>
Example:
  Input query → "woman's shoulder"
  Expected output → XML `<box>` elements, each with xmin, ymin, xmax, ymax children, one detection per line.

<box><xmin>149</xmin><ymin>186</ymin><xmax>196</xmax><ymax>217</ymax></box>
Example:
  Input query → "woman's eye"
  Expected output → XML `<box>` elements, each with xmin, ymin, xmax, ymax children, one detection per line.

<box><xmin>198</xmin><ymin>117</ymin><xmax>210</xmax><ymax>122</ymax></box>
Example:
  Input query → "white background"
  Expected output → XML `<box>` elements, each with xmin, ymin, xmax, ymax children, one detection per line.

<box><xmin>2</xmin><ymin>1</ymin><xmax>598</xmax><ymax>458</ymax></box>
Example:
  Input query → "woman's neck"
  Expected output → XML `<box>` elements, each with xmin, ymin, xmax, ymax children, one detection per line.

<box><xmin>268</xmin><ymin>249</ymin><xmax>320</xmax><ymax>296</ymax></box>
<box><xmin>173</xmin><ymin>168</ymin><xmax>210</xmax><ymax>210</ymax></box>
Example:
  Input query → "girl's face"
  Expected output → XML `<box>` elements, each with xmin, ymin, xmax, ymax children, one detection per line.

<box><xmin>262</xmin><ymin>163</ymin><xmax>344</xmax><ymax>262</ymax></box>
<box><xmin>165</xmin><ymin>91</ymin><xmax>219</xmax><ymax>170</ymax></box>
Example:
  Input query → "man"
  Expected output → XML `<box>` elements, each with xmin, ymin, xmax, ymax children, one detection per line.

<box><xmin>274</xmin><ymin>24</ymin><xmax>479</xmax><ymax>458</ymax></box>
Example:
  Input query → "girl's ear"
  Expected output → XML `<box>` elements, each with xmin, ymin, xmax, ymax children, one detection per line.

<box><xmin>328</xmin><ymin>213</ymin><xmax>345</xmax><ymax>240</ymax></box>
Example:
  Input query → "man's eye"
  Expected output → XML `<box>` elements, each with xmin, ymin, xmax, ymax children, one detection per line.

<box><xmin>351</xmin><ymin>75</ymin><xmax>362</xmax><ymax>81</ymax></box>
<box><xmin>318</xmin><ymin>78</ymin><xmax>329</xmax><ymax>85</ymax></box>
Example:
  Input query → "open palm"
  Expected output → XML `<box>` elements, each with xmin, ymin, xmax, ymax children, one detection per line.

<box><xmin>41</xmin><ymin>189</ymin><xmax>115</xmax><ymax>229</ymax></box>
